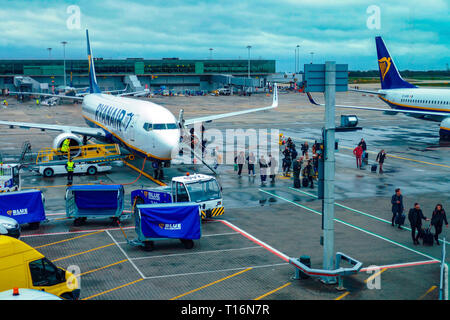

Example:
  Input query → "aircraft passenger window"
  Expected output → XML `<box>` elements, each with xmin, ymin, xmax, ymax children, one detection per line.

<box><xmin>166</xmin><ymin>123</ymin><xmax>177</xmax><ymax>129</ymax></box>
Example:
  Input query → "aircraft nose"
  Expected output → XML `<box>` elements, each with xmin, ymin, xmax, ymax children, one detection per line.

<box><xmin>157</xmin><ymin>129</ymin><xmax>180</xmax><ymax>159</ymax></box>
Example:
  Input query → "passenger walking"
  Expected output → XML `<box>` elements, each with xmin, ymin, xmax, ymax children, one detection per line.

<box><xmin>430</xmin><ymin>204</ymin><xmax>448</xmax><ymax>246</ymax></box>
<box><xmin>301</xmin><ymin>141</ymin><xmax>309</xmax><ymax>156</ymax></box>
<box><xmin>302</xmin><ymin>160</ymin><xmax>314</xmax><ymax>188</ymax></box>
<box><xmin>235</xmin><ymin>151</ymin><xmax>245</xmax><ymax>177</ymax></box>
<box><xmin>65</xmin><ymin>160</ymin><xmax>75</xmax><ymax>185</ymax></box>
<box><xmin>391</xmin><ymin>188</ymin><xmax>404</xmax><ymax>229</ymax></box>
<box><xmin>259</xmin><ymin>155</ymin><xmax>268</xmax><ymax>185</ymax></box>
<box><xmin>292</xmin><ymin>157</ymin><xmax>303</xmax><ymax>188</ymax></box>
<box><xmin>408</xmin><ymin>203</ymin><xmax>429</xmax><ymax>245</ymax></box>
<box><xmin>268</xmin><ymin>154</ymin><xmax>278</xmax><ymax>183</ymax></box>
<box><xmin>359</xmin><ymin>139</ymin><xmax>368</xmax><ymax>167</ymax></box>
<box><xmin>246</xmin><ymin>152</ymin><xmax>256</xmax><ymax>176</ymax></box>
<box><xmin>376</xmin><ymin>149</ymin><xmax>387</xmax><ymax>173</ymax></box>
<box><xmin>353</xmin><ymin>144</ymin><xmax>363</xmax><ymax>169</ymax></box>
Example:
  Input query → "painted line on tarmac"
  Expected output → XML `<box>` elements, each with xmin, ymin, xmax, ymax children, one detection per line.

<box><xmin>34</xmin><ymin>230</ymin><xmax>104</xmax><ymax>249</ymax></box>
<box><xmin>288</xmin><ymin>187</ymin><xmax>450</xmax><ymax>246</ymax></box>
<box><xmin>335</xmin><ymin>291</ymin><xmax>350</xmax><ymax>300</ymax></box>
<box><xmin>82</xmin><ymin>278</ymin><xmax>144</xmax><ymax>300</ymax></box>
<box><xmin>80</xmin><ymin>259</ymin><xmax>128</xmax><ymax>277</ymax></box>
<box><xmin>130</xmin><ymin>246</ymin><xmax>262</xmax><ymax>261</ymax></box>
<box><xmin>143</xmin><ymin>263</ymin><xmax>288</xmax><ymax>280</ymax></box>
<box><xmin>254</xmin><ymin>282</ymin><xmax>292</xmax><ymax>300</ymax></box>
<box><xmin>218</xmin><ymin>219</ymin><xmax>290</xmax><ymax>262</ymax></box>
<box><xmin>20</xmin><ymin>226</ymin><xmax>134</xmax><ymax>238</ymax></box>
<box><xmin>115</xmin><ymin>232</ymin><xmax>240</xmax><ymax>245</ymax></box>
<box><xmin>418</xmin><ymin>285</ymin><xmax>437</xmax><ymax>300</ymax></box>
<box><xmin>364</xmin><ymin>268</ymin><xmax>387</xmax><ymax>284</ymax></box>
<box><xmin>259</xmin><ymin>189</ymin><xmax>440</xmax><ymax>262</ymax></box>
<box><xmin>105</xmin><ymin>230</ymin><xmax>146</xmax><ymax>279</ymax></box>
<box><xmin>51</xmin><ymin>243</ymin><xmax>115</xmax><ymax>262</ymax></box>
<box><xmin>123</xmin><ymin>160</ymin><xmax>166</xmax><ymax>186</ymax></box>
<box><xmin>170</xmin><ymin>267</ymin><xmax>253</xmax><ymax>300</ymax></box>
<box><xmin>360</xmin><ymin>260</ymin><xmax>439</xmax><ymax>272</ymax></box>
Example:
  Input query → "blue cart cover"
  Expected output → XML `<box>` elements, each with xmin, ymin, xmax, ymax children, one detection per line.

<box><xmin>68</xmin><ymin>185</ymin><xmax>124</xmax><ymax>215</ymax></box>
<box><xmin>139</xmin><ymin>203</ymin><xmax>200</xmax><ymax>240</ymax></box>
<box><xmin>0</xmin><ymin>190</ymin><xmax>45</xmax><ymax>224</ymax></box>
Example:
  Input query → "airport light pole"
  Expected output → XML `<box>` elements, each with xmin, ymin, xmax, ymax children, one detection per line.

<box><xmin>47</xmin><ymin>48</ymin><xmax>52</xmax><ymax>59</ymax></box>
<box><xmin>247</xmin><ymin>45</ymin><xmax>252</xmax><ymax>79</ymax></box>
<box><xmin>296</xmin><ymin>44</ymin><xmax>300</xmax><ymax>73</ymax></box>
<box><xmin>61</xmin><ymin>41</ymin><xmax>68</xmax><ymax>88</ymax></box>
<box><xmin>310</xmin><ymin>52</ymin><xmax>314</xmax><ymax>64</ymax></box>
<box><xmin>209</xmin><ymin>48</ymin><xmax>213</xmax><ymax>60</ymax></box>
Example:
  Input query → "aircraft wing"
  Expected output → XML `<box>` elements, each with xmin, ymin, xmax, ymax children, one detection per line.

<box><xmin>9</xmin><ymin>91</ymin><xmax>84</xmax><ymax>101</ymax></box>
<box><xmin>306</xmin><ymin>92</ymin><xmax>450</xmax><ymax>117</ymax></box>
<box><xmin>184</xmin><ymin>84</ymin><xmax>278</xmax><ymax>126</ymax></box>
<box><xmin>0</xmin><ymin>120</ymin><xmax>106</xmax><ymax>137</ymax></box>
<box><xmin>117</xmin><ymin>90</ymin><xmax>147</xmax><ymax>97</ymax></box>
<box><xmin>348</xmin><ymin>88</ymin><xmax>385</xmax><ymax>95</ymax></box>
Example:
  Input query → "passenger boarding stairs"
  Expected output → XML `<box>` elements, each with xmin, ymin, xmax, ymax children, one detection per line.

<box><xmin>124</xmin><ymin>75</ymin><xmax>144</xmax><ymax>94</ymax></box>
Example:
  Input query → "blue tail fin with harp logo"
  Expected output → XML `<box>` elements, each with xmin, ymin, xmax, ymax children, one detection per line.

<box><xmin>375</xmin><ymin>36</ymin><xmax>416</xmax><ymax>90</ymax></box>
<box><xmin>86</xmin><ymin>29</ymin><xmax>101</xmax><ymax>94</ymax></box>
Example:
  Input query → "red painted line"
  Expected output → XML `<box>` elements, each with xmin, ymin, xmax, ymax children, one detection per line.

<box><xmin>360</xmin><ymin>260</ymin><xmax>439</xmax><ymax>272</ymax></box>
<box><xmin>20</xmin><ymin>226</ymin><xmax>134</xmax><ymax>238</ymax></box>
<box><xmin>219</xmin><ymin>220</ymin><xmax>290</xmax><ymax>262</ymax></box>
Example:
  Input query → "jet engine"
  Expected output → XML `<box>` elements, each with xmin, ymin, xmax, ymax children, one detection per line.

<box><xmin>439</xmin><ymin>118</ymin><xmax>450</xmax><ymax>140</ymax></box>
<box><xmin>53</xmin><ymin>132</ymin><xmax>83</xmax><ymax>157</ymax></box>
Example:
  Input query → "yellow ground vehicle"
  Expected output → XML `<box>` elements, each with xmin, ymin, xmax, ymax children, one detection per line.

<box><xmin>0</xmin><ymin>236</ymin><xmax>80</xmax><ymax>299</ymax></box>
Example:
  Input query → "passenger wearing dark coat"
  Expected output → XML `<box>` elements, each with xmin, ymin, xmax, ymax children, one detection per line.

<box><xmin>391</xmin><ymin>188</ymin><xmax>404</xmax><ymax>229</ymax></box>
<box><xmin>431</xmin><ymin>204</ymin><xmax>448</xmax><ymax>245</ymax></box>
<box><xmin>408</xmin><ymin>203</ymin><xmax>428</xmax><ymax>245</ymax></box>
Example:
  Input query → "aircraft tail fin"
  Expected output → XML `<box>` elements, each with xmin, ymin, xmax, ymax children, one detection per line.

<box><xmin>375</xmin><ymin>36</ymin><xmax>416</xmax><ymax>90</ymax></box>
<box><xmin>86</xmin><ymin>29</ymin><xmax>101</xmax><ymax>94</ymax></box>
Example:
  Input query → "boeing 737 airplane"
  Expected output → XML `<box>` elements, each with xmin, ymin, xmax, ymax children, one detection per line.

<box><xmin>1</xmin><ymin>30</ymin><xmax>278</xmax><ymax>166</ymax></box>
<box><xmin>307</xmin><ymin>36</ymin><xmax>450</xmax><ymax>140</ymax></box>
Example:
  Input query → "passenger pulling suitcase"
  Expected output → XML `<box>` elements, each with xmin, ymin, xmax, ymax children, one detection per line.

<box><xmin>294</xmin><ymin>177</ymin><xmax>301</xmax><ymax>188</ymax></box>
<box><xmin>371</xmin><ymin>164</ymin><xmax>377</xmax><ymax>172</ymax></box>
<box><xmin>422</xmin><ymin>227</ymin><xmax>434</xmax><ymax>246</ymax></box>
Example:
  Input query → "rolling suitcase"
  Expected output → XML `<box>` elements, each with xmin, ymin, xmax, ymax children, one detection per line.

<box><xmin>294</xmin><ymin>177</ymin><xmax>301</xmax><ymax>188</ymax></box>
<box><xmin>395</xmin><ymin>213</ymin><xmax>405</xmax><ymax>226</ymax></box>
<box><xmin>422</xmin><ymin>227</ymin><xmax>434</xmax><ymax>246</ymax></box>
<box><xmin>302</xmin><ymin>177</ymin><xmax>309</xmax><ymax>188</ymax></box>
<box><xmin>371</xmin><ymin>164</ymin><xmax>377</xmax><ymax>172</ymax></box>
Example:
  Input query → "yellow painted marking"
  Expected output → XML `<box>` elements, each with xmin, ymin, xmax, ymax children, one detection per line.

<box><xmin>82</xmin><ymin>278</ymin><xmax>144</xmax><ymax>300</ymax></box>
<box><xmin>51</xmin><ymin>243</ymin><xmax>115</xmax><ymax>262</ymax></box>
<box><xmin>80</xmin><ymin>259</ymin><xmax>128</xmax><ymax>277</ymax></box>
<box><xmin>123</xmin><ymin>160</ymin><xmax>166</xmax><ymax>186</ymax></box>
<box><xmin>364</xmin><ymin>268</ymin><xmax>387</xmax><ymax>284</ymax></box>
<box><xmin>254</xmin><ymin>282</ymin><xmax>291</xmax><ymax>300</ymax></box>
<box><xmin>335</xmin><ymin>291</ymin><xmax>350</xmax><ymax>300</ymax></box>
<box><xmin>35</xmin><ymin>230</ymin><xmax>104</xmax><ymax>249</ymax></box>
<box><xmin>418</xmin><ymin>285</ymin><xmax>437</xmax><ymax>300</ymax></box>
<box><xmin>22</xmin><ymin>183</ymin><xmax>95</xmax><ymax>190</ymax></box>
<box><xmin>170</xmin><ymin>267</ymin><xmax>253</xmax><ymax>300</ymax></box>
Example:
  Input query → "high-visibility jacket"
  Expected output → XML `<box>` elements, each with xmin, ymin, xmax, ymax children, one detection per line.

<box><xmin>61</xmin><ymin>139</ymin><xmax>70</xmax><ymax>152</ymax></box>
<box><xmin>66</xmin><ymin>161</ymin><xmax>75</xmax><ymax>172</ymax></box>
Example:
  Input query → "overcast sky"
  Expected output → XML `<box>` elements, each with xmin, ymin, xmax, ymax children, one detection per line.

<box><xmin>0</xmin><ymin>0</ymin><xmax>448</xmax><ymax>71</ymax></box>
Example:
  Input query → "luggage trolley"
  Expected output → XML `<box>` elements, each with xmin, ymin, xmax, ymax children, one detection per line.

<box><xmin>65</xmin><ymin>185</ymin><xmax>128</xmax><ymax>226</ymax></box>
<box><xmin>128</xmin><ymin>202</ymin><xmax>201</xmax><ymax>251</ymax></box>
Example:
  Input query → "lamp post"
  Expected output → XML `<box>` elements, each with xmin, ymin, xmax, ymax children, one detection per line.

<box><xmin>47</xmin><ymin>48</ymin><xmax>52</xmax><ymax>59</ymax></box>
<box><xmin>209</xmin><ymin>48</ymin><xmax>213</xmax><ymax>60</ymax></box>
<box><xmin>247</xmin><ymin>45</ymin><xmax>252</xmax><ymax>79</ymax></box>
<box><xmin>61</xmin><ymin>41</ymin><xmax>68</xmax><ymax>88</ymax></box>
<box><xmin>310</xmin><ymin>52</ymin><xmax>314</xmax><ymax>64</ymax></box>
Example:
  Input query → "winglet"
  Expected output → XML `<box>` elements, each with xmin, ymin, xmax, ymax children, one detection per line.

<box><xmin>86</xmin><ymin>29</ymin><xmax>101</xmax><ymax>94</ymax></box>
<box><xmin>306</xmin><ymin>92</ymin><xmax>321</xmax><ymax>105</ymax></box>
<box><xmin>272</xmin><ymin>83</ymin><xmax>278</xmax><ymax>108</ymax></box>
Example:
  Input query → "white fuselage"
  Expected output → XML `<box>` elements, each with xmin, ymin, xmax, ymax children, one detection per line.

<box><xmin>378</xmin><ymin>88</ymin><xmax>450</xmax><ymax>121</ymax></box>
<box><xmin>81</xmin><ymin>94</ymin><xmax>180</xmax><ymax>161</ymax></box>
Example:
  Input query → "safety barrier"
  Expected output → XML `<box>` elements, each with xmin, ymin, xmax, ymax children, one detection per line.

<box><xmin>290</xmin><ymin>252</ymin><xmax>362</xmax><ymax>290</ymax></box>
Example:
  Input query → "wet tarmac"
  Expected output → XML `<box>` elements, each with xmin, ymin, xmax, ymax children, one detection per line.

<box><xmin>0</xmin><ymin>87</ymin><xmax>448</xmax><ymax>300</ymax></box>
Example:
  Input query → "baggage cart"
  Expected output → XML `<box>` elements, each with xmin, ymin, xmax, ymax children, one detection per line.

<box><xmin>0</xmin><ymin>189</ymin><xmax>46</xmax><ymax>229</ymax></box>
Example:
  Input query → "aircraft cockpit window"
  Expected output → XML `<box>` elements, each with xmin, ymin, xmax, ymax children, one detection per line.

<box><xmin>153</xmin><ymin>124</ymin><xmax>167</xmax><ymax>130</ymax></box>
<box><xmin>143</xmin><ymin>123</ymin><xmax>152</xmax><ymax>131</ymax></box>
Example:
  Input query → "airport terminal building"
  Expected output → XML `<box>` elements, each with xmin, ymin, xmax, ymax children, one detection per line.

<box><xmin>0</xmin><ymin>58</ymin><xmax>276</xmax><ymax>93</ymax></box>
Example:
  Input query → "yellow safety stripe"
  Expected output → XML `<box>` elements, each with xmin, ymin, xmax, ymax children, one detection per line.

<box><xmin>201</xmin><ymin>206</ymin><xmax>225</xmax><ymax>219</ymax></box>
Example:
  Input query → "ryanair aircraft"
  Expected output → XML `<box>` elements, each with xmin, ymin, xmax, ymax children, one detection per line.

<box><xmin>308</xmin><ymin>37</ymin><xmax>450</xmax><ymax>140</ymax></box>
<box><xmin>0</xmin><ymin>30</ymin><xmax>278</xmax><ymax>165</ymax></box>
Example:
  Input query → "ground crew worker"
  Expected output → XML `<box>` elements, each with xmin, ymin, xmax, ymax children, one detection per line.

<box><xmin>61</xmin><ymin>138</ymin><xmax>70</xmax><ymax>154</ymax></box>
<box><xmin>65</xmin><ymin>160</ymin><xmax>75</xmax><ymax>185</ymax></box>
<box><xmin>36</xmin><ymin>99</ymin><xmax>40</xmax><ymax>106</ymax></box>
